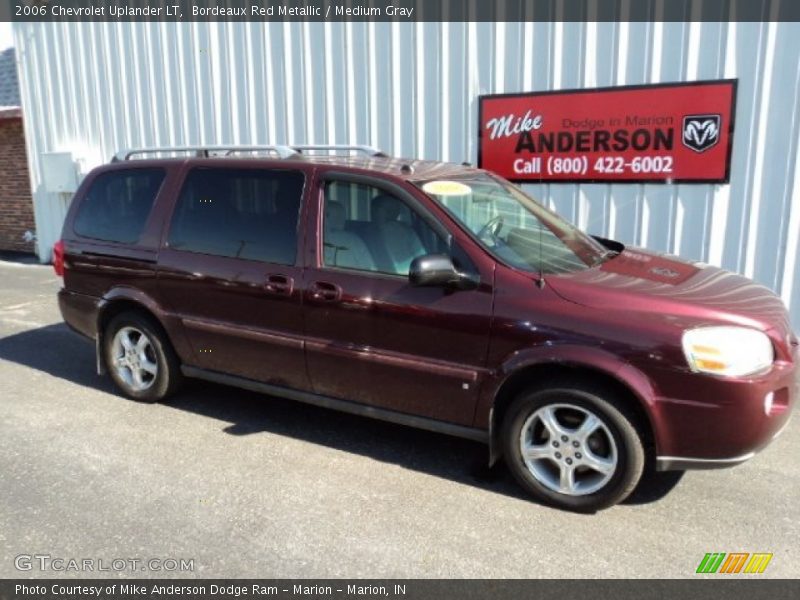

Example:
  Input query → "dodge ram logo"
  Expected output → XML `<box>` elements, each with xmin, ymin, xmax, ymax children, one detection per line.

<box><xmin>682</xmin><ymin>115</ymin><xmax>721</xmax><ymax>153</ymax></box>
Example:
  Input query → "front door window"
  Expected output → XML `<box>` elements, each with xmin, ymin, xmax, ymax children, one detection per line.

<box><xmin>321</xmin><ymin>180</ymin><xmax>449</xmax><ymax>277</ymax></box>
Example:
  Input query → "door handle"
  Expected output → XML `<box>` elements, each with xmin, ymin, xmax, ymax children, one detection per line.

<box><xmin>264</xmin><ymin>274</ymin><xmax>294</xmax><ymax>296</ymax></box>
<box><xmin>309</xmin><ymin>281</ymin><xmax>342</xmax><ymax>302</ymax></box>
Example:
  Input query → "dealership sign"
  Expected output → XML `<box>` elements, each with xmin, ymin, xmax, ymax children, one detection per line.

<box><xmin>478</xmin><ymin>80</ymin><xmax>737</xmax><ymax>183</ymax></box>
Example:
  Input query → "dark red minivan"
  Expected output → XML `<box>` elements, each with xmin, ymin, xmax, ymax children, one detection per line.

<box><xmin>56</xmin><ymin>145</ymin><xmax>797</xmax><ymax>511</ymax></box>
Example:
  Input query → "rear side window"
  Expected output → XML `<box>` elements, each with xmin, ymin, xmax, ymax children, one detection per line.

<box><xmin>167</xmin><ymin>168</ymin><xmax>305</xmax><ymax>265</ymax></box>
<box><xmin>74</xmin><ymin>169</ymin><xmax>165</xmax><ymax>243</ymax></box>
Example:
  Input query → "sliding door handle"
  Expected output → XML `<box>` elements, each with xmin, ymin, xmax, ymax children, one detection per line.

<box><xmin>309</xmin><ymin>281</ymin><xmax>342</xmax><ymax>302</ymax></box>
<box><xmin>264</xmin><ymin>274</ymin><xmax>294</xmax><ymax>296</ymax></box>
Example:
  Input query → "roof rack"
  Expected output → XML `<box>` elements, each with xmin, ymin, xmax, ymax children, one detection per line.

<box><xmin>112</xmin><ymin>144</ymin><xmax>387</xmax><ymax>162</ymax></box>
<box><xmin>291</xmin><ymin>144</ymin><xmax>387</xmax><ymax>157</ymax></box>
<box><xmin>113</xmin><ymin>145</ymin><xmax>298</xmax><ymax>162</ymax></box>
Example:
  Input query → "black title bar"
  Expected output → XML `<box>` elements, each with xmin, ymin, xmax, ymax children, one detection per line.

<box><xmin>1</xmin><ymin>0</ymin><xmax>799</xmax><ymax>22</ymax></box>
<box><xmin>0</xmin><ymin>580</ymin><xmax>799</xmax><ymax>600</ymax></box>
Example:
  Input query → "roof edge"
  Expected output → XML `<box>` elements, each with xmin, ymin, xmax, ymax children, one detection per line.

<box><xmin>0</xmin><ymin>106</ymin><xmax>21</xmax><ymax>120</ymax></box>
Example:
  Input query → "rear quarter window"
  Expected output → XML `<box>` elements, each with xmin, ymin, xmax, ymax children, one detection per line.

<box><xmin>73</xmin><ymin>169</ymin><xmax>166</xmax><ymax>244</ymax></box>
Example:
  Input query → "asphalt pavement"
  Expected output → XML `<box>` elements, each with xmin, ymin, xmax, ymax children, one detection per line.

<box><xmin>0</xmin><ymin>258</ymin><xmax>797</xmax><ymax>578</ymax></box>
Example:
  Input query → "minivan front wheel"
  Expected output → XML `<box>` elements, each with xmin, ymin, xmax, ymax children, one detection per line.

<box><xmin>104</xmin><ymin>312</ymin><xmax>182</xmax><ymax>402</ymax></box>
<box><xmin>502</xmin><ymin>382</ymin><xmax>645</xmax><ymax>511</ymax></box>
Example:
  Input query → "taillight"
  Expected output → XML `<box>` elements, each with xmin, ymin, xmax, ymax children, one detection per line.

<box><xmin>53</xmin><ymin>240</ymin><xmax>65</xmax><ymax>277</ymax></box>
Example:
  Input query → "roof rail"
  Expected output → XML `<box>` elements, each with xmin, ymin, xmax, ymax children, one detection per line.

<box><xmin>291</xmin><ymin>144</ymin><xmax>387</xmax><ymax>157</ymax></box>
<box><xmin>112</xmin><ymin>145</ymin><xmax>300</xmax><ymax>162</ymax></box>
<box><xmin>112</xmin><ymin>144</ymin><xmax>388</xmax><ymax>162</ymax></box>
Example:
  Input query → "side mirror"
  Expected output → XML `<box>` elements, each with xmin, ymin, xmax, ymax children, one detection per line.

<box><xmin>409</xmin><ymin>254</ymin><xmax>479</xmax><ymax>290</ymax></box>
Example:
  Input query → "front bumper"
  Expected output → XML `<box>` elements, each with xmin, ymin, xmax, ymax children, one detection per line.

<box><xmin>644</xmin><ymin>352</ymin><xmax>797</xmax><ymax>471</ymax></box>
<box><xmin>656</xmin><ymin>415</ymin><xmax>791</xmax><ymax>470</ymax></box>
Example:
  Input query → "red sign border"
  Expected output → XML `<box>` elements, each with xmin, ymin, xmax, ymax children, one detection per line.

<box><xmin>477</xmin><ymin>78</ymin><xmax>738</xmax><ymax>185</ymax></box>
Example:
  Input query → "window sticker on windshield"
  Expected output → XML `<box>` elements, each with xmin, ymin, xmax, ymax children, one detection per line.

<box><xmin>421</xmin><ymin>180</ymin><xmax>472</xmax><ymax>196</ymax></box>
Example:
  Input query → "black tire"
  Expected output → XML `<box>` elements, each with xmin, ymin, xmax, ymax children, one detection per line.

<box><xmin>104</xmin><ymin>311</ymin><xmax>183</xmax><ymax>402</ymax></box>
<box><xmin>502</xmin><ymin>379</ymin><xmax>645</xmax><ymax>512</ymax></box>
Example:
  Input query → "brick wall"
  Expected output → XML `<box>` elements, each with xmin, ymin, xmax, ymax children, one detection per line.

<box><xmin>0</xmin><ymin>117</ymin><xmax>35</xmax><ymax>254</ymax></box>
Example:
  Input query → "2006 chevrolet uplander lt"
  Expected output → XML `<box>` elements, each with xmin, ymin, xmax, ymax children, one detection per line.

<box><xmin>56</xmin><ymin>144</ymin><xmax>797</xmax><ymax>511</ymax></box>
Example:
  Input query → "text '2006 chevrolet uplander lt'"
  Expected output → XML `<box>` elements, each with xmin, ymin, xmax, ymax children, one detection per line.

<box><xmin>55</xmin><ymin>144</ymin><xmax>797</xmax><ymax>511</ymax></box>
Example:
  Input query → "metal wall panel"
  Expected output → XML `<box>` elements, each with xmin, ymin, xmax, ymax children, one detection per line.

<box><xmin>12</xmin><ymin>21</ymin><xmax>800</xmax><ymax>327</ymax></box>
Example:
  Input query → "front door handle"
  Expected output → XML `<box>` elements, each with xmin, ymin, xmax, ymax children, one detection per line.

<box><xmin>264</xmin><ymin>274</ymin><xmax>294</xmax><ymax>296</ymax></box>
<box><xmin>309</xmin><ymin>281</ymin><xmax>342</xmax><ymax>303</ymax></box>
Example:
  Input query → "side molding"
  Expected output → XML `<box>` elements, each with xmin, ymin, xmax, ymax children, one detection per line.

<box><xmin>182</xmin><ymin>365</ymin><xmax>490</xmax><ymax>444</ymax></box>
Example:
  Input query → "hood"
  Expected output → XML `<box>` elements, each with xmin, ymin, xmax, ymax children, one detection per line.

<box><xmin>548</xmin><ymin>247</ymin><xmax>795</xmax><ymax>343</ymax></box>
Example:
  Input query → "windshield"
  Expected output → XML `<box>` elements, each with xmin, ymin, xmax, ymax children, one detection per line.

<box><xmin>416</xmin><ymin>173</ymin><xmax>610</xmax><ymax>274</ymax></box>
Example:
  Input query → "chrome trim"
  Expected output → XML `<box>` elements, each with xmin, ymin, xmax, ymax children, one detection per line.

<box><xmin>656</xmin><ymin>452</ymin><xmax>755</xmax><ymax>471</ymax></box>
<box><xmin>114</xmin><ymin>145</ymin><xmax>300</xmax><ymax>161</ymax></box>
<box><xmin>290</xmin><ymin>144</ymin><xmax>386</xmax><ymax>157</ymax></box>
<box><xmin>772</xmin><ymin>415</ymin><xmax>792</xmax><ymax>440</ymax></box>
<box><xmin>113</xmin><ymin>144</ymin><xmax>387</xmax><ymax>162</ymax></box>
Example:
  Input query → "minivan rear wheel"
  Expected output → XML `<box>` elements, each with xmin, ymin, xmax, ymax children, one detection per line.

<box><xmin>104</xmin><ymin>312</ymin><xmax>182</xmax><ymax>402</ymax></box>
<box><xmin>502</xmin><ymin>381</ymin><xmax>645</xmax><ymax>512</ymax></box>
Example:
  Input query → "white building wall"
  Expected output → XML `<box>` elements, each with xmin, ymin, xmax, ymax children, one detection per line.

<box><xmin>12</xmin><ymin>21</ymin><xmax>800</xmax><ymax>327</ymax></box>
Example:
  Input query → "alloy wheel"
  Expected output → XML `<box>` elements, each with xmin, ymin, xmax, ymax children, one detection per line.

<box><xmin>519</xmin><ymin>403</ymin><xmax>618</xmax><ymax>496</ymax></box>
<box><xmin>110</xmin><ymin>326</ymin><xmax>159</xmax><ymax>392</ymax></box>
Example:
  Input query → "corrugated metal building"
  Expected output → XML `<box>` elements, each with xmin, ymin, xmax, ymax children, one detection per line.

<box><xmin>11</xmin><ymin>20</ymin><xmax>800</xmax><ymax>327</ymax></box>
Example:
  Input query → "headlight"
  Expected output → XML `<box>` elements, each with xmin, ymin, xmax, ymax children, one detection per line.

<box><xmin>682</xmin><ymin>326</ymin><xmax>774</xmax><ymax>377</ymax></box>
